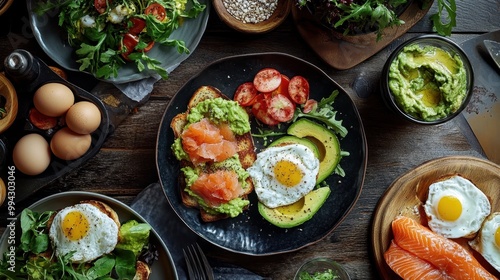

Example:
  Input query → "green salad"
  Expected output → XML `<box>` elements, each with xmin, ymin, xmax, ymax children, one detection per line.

<box><xmin>0</xmin><ymin>208</ymin><xmax>155</xmax><ymax>279</ymax></box>
<box><xmin>299</xmin><ymin>268</ymin><xmax>340</xmax><ymax>280</ymax></box>
<box><xmin>34</xmin><ymin>0</ymin><xmax>206</xmax><ymax>79</ymax></box>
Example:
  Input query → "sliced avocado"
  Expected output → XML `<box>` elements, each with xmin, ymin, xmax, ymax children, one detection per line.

<box><xmin>268</xmin><ymin>135</ymin><xmax>320</xmax><ymax>159</ymax></box>
<box><xmin>258</xmin><ymin>187</ymin><xmax>331</xmax><ymax>228</ymax></box>
<box><xmin>287</xmin><ymin>119</ymin><xmax>341</xmax><ymax>183</ymax></box>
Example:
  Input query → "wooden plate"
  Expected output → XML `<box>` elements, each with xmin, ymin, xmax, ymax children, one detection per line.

<box><xmin>371</xmin><ymin>156</ymin><xmax>500</xmax><ymax>279</ymax></box>
<box><xmin>291</xmin><ymin>1</ymin><xmax>432</xmax><ymax>70</ymax></box>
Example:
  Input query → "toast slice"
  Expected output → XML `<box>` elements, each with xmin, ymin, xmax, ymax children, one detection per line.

<box><xmin>171</xmin><ymin>86</ymin><xmax>256</xmax><ymax>222</ymax></box>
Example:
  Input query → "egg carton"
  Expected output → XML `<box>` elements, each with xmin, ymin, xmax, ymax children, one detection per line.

<box><xmin>1</xmin><ymin>49</ymin><xmax>111</xmax><ymax>203</ymax></box>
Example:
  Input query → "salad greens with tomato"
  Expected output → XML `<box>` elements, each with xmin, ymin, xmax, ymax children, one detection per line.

<box><xmin>34</xmin><ymin>0</ymin><xmax>206</xmax><ymax>80</ymax></box>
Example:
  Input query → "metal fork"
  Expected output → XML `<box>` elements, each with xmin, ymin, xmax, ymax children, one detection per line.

<box><xmin>183</xmin><ymin>243</ymin><xmax>215</xmax><ymax>280</ymax></box>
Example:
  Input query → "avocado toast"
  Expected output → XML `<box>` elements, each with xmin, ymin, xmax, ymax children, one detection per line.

<box><xmin>170</xmin><ymin>86</ymin><xmax>257</xmax><ymax>222</ymax></box>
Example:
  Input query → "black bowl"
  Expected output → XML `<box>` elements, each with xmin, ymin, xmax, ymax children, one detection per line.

<box><xmin>380</xmin><ymin>35</ymin><xmax>474</xmax><ymax>125</ymax></box>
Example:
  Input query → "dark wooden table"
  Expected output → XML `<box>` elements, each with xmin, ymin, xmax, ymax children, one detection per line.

<box><xmin>1</xmin><ymin>1</ymin><xmax>499</xmax><ymax>279</ymax></box>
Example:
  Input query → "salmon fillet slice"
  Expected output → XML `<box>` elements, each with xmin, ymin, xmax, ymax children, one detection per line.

<box><xmin>391</xmin><ymin>216</ymin><xmax>498</xmax><ymax>280</ymax></box>
<box><xmin>385</xmin><ymin>240</ymin><xmax>453</xmax><ymax>280</ymax></box>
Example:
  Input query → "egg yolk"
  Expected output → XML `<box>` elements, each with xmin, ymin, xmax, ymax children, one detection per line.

<box><xmin>61</xmin><ymin>211</ymin><xmax>89</xmax><ymax>241</ymax></box>
<box><xmin>437</xmin><ymin>195</ymin><xmax>462</xmax><ymax>221</ymax></box>
<box><xmin>495</xmin><ymin>226</ymin><xmax>500</xmax><ymax>248</ymax></box>
<box><xmin>274</xmin><ymin>160</ymin><xmax>303</xmax><ymax>187</ymax></box>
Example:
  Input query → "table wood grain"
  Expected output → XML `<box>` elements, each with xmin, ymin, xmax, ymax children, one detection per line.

<box><xmin>0</xmin><ymin>1</ymin><xmax>499</xmax><ymax>279</ymax></box>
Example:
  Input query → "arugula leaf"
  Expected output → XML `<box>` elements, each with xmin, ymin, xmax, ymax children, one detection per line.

<box><xmin>430</xmin><ymin>0</ymin><xmax>457</xmax><ymax>36</ymax></box>
<box><xmin>293</xmin><ymin>90</ymin><xmax>348</xmax><ymax>138</ymax></box>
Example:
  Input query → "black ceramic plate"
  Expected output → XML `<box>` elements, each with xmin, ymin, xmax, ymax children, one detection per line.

<box><xmin>0</xmin><ymin>191</ymin><xmax>178</xmax><ymax>279</ymax></box>
<box><xmin>156</xmin><ymin>53</ymin><xmax>367</xmax><ymax>255</ymax></box>
<box><xmin>1</xmin><ymin>51</ymin><xmax>111</xmax><ymax>203</ymax></box>
<box><xmin>26</xmin><ymin>0</ymin><xmax>210</xmax><ymax>84</ymax></box>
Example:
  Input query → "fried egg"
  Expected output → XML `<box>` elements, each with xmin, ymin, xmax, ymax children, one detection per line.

<box><xmin>423</xmin><ymin>175</ymin><xmax>491</xmax><ymax>238</ymax></box>
<box><xmin>248</xmin><ymin>144</ymin><xmax>319</xmax><ymax>208</ymax></box>
<box><xmin>469</xmin><ymin>212</ymin><xmax>500</xmax><ymax>272</ymax></box>
<box><xmin>49</xmin><ymin>203</ymin><xmax>119</xmax><ymax>263</ymax></box>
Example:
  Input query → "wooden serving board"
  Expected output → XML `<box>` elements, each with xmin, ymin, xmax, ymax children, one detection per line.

<box><xmin>291</xmin><ymin>1</ymin><xmax>433</xmax><ymax>70</ymax></box>
<box><xmin>371</xmin><ymin>156</ymin><xmax>500</xmax><ymax>279</ymax></box>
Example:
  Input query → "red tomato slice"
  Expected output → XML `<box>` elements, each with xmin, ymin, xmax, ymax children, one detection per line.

<box><xmin>251</xmin><ymin>94</ymin><xmax>279</xmax><ymax>126</ymax></box>
<box><xmin>302</xmin><ymin>99</ymin><xmax>318</xmax><ymax>114</ymax></box>
<box><xmin>145</xmin><ymin>3</ymin><xmax>167</xmax><ymax>21</ymax></box>
<box><xmin>94</xmin><ymin>0</ymin><xmax>109</xmax><ymax>14</ymax></box>
<box><xmin>29</xmin><ymin>108</ymin><xmax>58</xmax><ymax>130</ymax></box>
<box><xmin>120</xmin><ymin>33</ymin><xmax>139</xmax><ymax>60</ymax></box>
<box><xmin>234</xmin><ymin>82</ymin><xmax>258</xmax><ymax>107</ymax></box>
<box><xmin>288</xmin><ymin>76</ymin><xmax>310</xmax><ymax>105</ymax></box>
<box><xmin>128</xmin><ymin>17</ymin><xmax>146</xmax><ymax>35</ymax></box>
<box><xmin>271</xmin><ymin>74</ymin><xmax>290</xmax><ymax>97</ymax></box>
<box><xmin>267</xmin><ymin>94</ymin><xmax>296</xmax><ymax>122</ymax></box>
<box><xmin>253</xmin><ymin>68</ymin><xmax>282</xmax><ymax>93</ymax></box>
<box><xmin>143</xmin><ymin>41</ymin><xmax>155</xmax><ymax>52</ymax></box>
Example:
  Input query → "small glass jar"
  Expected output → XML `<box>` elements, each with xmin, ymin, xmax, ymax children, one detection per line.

<box><xmin>294</xmin><ymin>257</ymin><xmax>351</xmax><ymax>280</ymax></box>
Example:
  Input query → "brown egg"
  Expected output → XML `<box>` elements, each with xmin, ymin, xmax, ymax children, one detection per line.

<box><xmin>66</xmin><ymin>101</ymin><xmax>102</xmax><ymax>134</ymax></box>
<box><xmin>33</xmin><ymin>83</ymin><xmax>74</xmax><ymax>117</ymax></box>
<box><xmin>13</xmin><ymin>133</ymin><xmax>51</xmax><ymax>175</ymax></box>
<box><xmin>51</xmin><ymin>127</ymin><xmax>91</xmax><ymax>160</ymax></box>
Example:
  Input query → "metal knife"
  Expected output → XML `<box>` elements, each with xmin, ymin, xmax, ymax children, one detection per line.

<box><xmin>483</xmin><ymin>40</ymin><xmax>500</xmax><ymax>70</ymax></box>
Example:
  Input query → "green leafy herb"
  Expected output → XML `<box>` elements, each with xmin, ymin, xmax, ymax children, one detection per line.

<box><xmin>293</xmin><ymin>90</ymin><xmax>348</xmax><ymax>138</ymax></box>
<box><xmin>34</xmin><ymin>0</ymin><xmax>206</xmax><ymax>79</ymax></box>
<box><xmin>296</xmin><ymin>0</ymin><xmax>458</xmax><ymax>39</ymax></box>
<box><xmin>430</xmin><ymin>0</ymin><xmax>457</xmax><ymax>36</ymax></box>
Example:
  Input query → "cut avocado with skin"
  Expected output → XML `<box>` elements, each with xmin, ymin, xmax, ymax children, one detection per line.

<box><xmin>258</xmin><ymin>187</ymin><xmax>331</xmax><ymax>228</ymax></box>
<box><xmin>268</xmin><ymin>135</ymin><xmax>320</xmax><ymax>159</ymax></box>
<box><xmin>287</xmin><ymin>119</ymin><xmax>341</xmax><ymax>183</ymax></box>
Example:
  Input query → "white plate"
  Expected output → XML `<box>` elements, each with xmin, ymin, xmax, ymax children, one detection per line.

<box><xmin>0</xmin><ymin>191</ymin><xmax>178</xmax><ymax>279</ymax></box>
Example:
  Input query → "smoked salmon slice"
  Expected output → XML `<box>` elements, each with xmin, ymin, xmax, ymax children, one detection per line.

<box><xmin>181</xmin><ymin>118</ymin><xmax>238</xmax><ymax>165</ymax></box>
<box><xmin>190</xmin><ymin>170</ymin><xmax>244</xmax><ymax>207</ymax></box>
<box><xmin>390</xmin><ymin>216</ymin><xmax>498</xmax><ymax>280</ymax></box>
<box><xmin>385</xmin><ymin>240</ymin><xmax>453</xmax><ymax>280</ymax></box>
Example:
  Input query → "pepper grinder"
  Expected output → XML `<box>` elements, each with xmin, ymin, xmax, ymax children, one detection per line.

<box><xmin>3</xmin><ymin>49</ymin><xmax>40</xmax><ymax>86</ymax></box>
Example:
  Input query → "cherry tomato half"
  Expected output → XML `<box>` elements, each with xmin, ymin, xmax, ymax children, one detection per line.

<box><xmin>145</xmin><ymin>3</ymin><xmax>166</xmax><ymax>21</ymax></box>
<box><xmin>234</xmin><ymin>82</ymin><xmax>258</xmax><ymax>107</ymax></box>
<box><xmin>253</xmin><ymin>68</ymin><xmax>282</xmax><ymax>93</ymax></box>
<box><xmin>251</xmin><ymin>94</ymin><xmax>279</xmax><ymax>126</ymax></box>
<box><xmin>94</xmin><ymin>0</ymin><xmax>109</xmax><ymax>14</ymax></box>
<box><xmin>128</xmin><ymin>17</ymin><xmax>146</xmax><ymax>35</ymax></box>
<box><xmin>120</xmin><ymin>33</ymin><xmax>139</xmax><ymax>60</ymax></box>
<box><xmin>267</xmin><ymin>93</ymin><xmax>296</xmax><ymax>123</ymax></box>
<box><xmin>288</xmin><ymin>75</ymin><xmax>310</xmax><ymax>105</ymax></box>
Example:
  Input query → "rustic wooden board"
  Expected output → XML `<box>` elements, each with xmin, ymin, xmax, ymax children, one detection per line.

<box><xmin>371</xmin><ymin>156</ymin><xmax>500</xmax><ymax>279</ymax></box>
<box><xmin>291</xmin><ymin>1</ymin><xmax>433</xmax><ymax>69</ymax></box>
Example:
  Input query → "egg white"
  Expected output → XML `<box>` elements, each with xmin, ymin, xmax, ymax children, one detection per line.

<box><xmin>424</xmin><ymin>175</ymin><xmax>491</xmax><ymax>238</ymax></box>
<box><xmin>248</xmin><ymin>144</ymin><xmax>320</xmax><ymax>208</ymax></box>
<box><xmin>49</xmin><ymin>203</ymin><xmax>119</xmax><ymax>263</ymax></box>
<box><xmin>469</xmin><ymin>212</ymin><xmax>500</xmax><ymax>272</ymax></box>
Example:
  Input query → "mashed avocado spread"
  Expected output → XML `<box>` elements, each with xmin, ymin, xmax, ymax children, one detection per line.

<box><xmin>172</xmin><ymin>97</ymin><xmax>251</xmax><ymax>217</ymax></box>
<box><xmin>388</xmin><ymin>44</ymin><xmax>467</xmax><ymax>121</ymax></box>
<box><xmin>187</xmin><ymin>98</ymin><xmax>251</xmax><ymax>134</ymax></box>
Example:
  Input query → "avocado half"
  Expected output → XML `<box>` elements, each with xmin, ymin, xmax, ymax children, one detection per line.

<box><xmin>287</xmin><ymin>118</ymin><xmax>341</xmax><ymax>183</ymax></box>
<box><xmin>268</xmin><ymin>135</ymin><xmax>320</xmax><ymax>158</ymax></box>
<box><xmin>258</xmin><ymin>187</ymin><xmax>331</xmax><ymax>228</ymax></box>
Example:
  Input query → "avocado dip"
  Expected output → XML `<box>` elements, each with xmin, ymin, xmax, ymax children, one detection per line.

<box><xmin>388</xmin><ymin>44</ymin><xmax>468</xmax><ymax>121</ymax></box>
